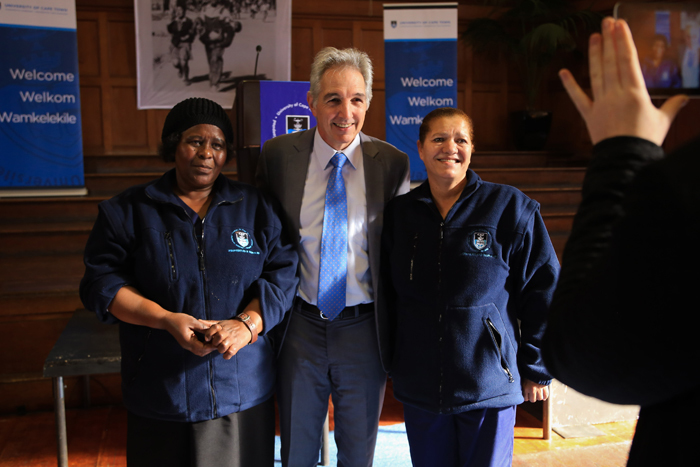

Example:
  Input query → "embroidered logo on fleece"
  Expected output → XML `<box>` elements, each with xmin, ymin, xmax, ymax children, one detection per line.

<box><xmin>229</xmin><ymin>229</ymin><xmax>260</xmax><ymax>255</ymax></box>
<box><xmin>472</xmin><ymin>231</ymin><xmax>490</xmax><ymax>251</ymax></box>
<box><xmin>461</xmin><ymin>230</ymin><xmax>494</xmax><ymax>257</ymax></box>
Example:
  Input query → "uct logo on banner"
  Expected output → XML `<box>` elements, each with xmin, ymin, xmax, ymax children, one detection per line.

<box><xmin>286</xmin><ymin>115</ymin><xmax>310</xmax><ymax>133</ymax></box>
<box><xmin>270</xmin><ymin>102</ymin><xmax>313</xmax><ymax>138</ymax></box>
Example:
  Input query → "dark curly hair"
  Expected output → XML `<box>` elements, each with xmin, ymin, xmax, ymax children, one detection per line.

<box><xmin>158</xmin><ymin>131</ymin><xmax>236</xmax><ymax>163</ymax></box>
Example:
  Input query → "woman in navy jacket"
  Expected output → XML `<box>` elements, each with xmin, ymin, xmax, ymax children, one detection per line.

<box><xmin>80</xmin><ymin>98</ymin><xmax>298</xmax><ymax>467</ymax></box>
<box><xmin>381</xmin><ymin>107</ymin><xmax>559</xmax><ymax>467</ymax></box>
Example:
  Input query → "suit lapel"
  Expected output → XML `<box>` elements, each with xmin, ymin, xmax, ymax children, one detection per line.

<box><xmin>285</xmin><ymin>129</ymin><xmax>314</xmax><ymax>233</ymax></box>
<box><xmin>361</xmin><ymin>132</ymin><xmax>384</xmax><ymax>286</ymax></box>
<box><xmin>361</xmin><ymin>132</ymin><xmax>383</xmax><ymax>222</ymax></box>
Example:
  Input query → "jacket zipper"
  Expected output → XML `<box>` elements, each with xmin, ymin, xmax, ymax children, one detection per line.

<box><xmin>165</xmin><ymin>232</ymin><xmax>177</xmax><ymax>280</ymax></box>
<box><xmin>196</xmin><ymin>216</ymin><xmax>218</xmax><ymax>418</ymax></box>
<box><xmin>486</xmin><ymin>318</ymin><xmax>515</xmax><ymax>383</ymax></box>
<box><xmin>147</xmin><ymin>195</ymin><xmax>245</xmax><ymax>420</ymax></box>
<box><xmin>197</xmin><ymin>199</ymin><xmax>242</xmax><ymax>418</ymax></box>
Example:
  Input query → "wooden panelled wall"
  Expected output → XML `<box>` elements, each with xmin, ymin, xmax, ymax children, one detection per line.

<box><xmin>1</xmin><ymin>0</ymin><xmax>699</xmax><ymax>414</ymax></box>
<box><xmin>76</xmin><ymin>0</ymin><xmax>699</xmax><ymax>155</ymax></box>
<box><xmin>75</xmin><ymin>0</ymin><xmax>592</xmax><ymax>156</ymax></box>
<box><xmin>77</xmin><ymin>9</ymin><xmax>168</xmax><ymax>155</ymax></box>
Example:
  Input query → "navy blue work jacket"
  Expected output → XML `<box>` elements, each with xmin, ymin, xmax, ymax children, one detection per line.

<box><xmin>80</xmin><ymin>170</ymin><xmax>298</xmax><ymax>422</ymax></box>
<box><xmin>381</xmin><ymin>170</ymin><xmax>558</xmax><ymax>415</ymax></box>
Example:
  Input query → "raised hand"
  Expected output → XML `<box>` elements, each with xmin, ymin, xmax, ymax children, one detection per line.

<box><xmin>558</xmin><ymin>17</ymin><xmax>687</xmax><ymax>146</ymax></box>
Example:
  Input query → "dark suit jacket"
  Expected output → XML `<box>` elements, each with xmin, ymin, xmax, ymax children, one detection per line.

<box><xmin>256</xmin><ymin>128</ymin><xmax>410</xmax><ymax>372</ymax></box>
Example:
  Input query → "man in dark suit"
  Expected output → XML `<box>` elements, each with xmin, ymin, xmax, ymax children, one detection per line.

<box><xmin>256</xmin><ymin>47</ymin><xmax>410</xmax><ymax>467</ymax></box>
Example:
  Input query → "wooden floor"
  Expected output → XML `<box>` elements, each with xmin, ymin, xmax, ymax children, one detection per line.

<box><xmin>511</xmin><ymin>412</ymin><xmax>635</xmax><ymax>467</ymax></box>
<box><xmin>0</xmin><ymin>402</ymin><xmax>636</xmax><ymax>467</ymax></box>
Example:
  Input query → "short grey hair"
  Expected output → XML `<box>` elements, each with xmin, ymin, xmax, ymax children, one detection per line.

<box><xmin>308</xmin><ymin>47</ymin><xmax>373</xmax><ymax>109</ymax></box>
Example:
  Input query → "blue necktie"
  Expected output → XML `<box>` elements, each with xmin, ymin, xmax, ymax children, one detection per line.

<box><xmin>318</xmin><ymin>152</ymin><xmax>348</xmax><ymax>321</ymax></box>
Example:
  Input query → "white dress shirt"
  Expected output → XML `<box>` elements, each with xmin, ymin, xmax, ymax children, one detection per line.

<box><xmin>297</xmin><ymin>129</ymin><xmax>372</xmax><ymax>306</ymax></box>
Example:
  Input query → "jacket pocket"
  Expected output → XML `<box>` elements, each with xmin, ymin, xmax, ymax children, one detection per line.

<box><xmin>164</xmin><ymin>231</ymin><xmax>178</xmax><ymax>281</ymax></box>
<box><xmin>441</xmin><ymin>304</ymin><xmax>517</xmax><ymax>405</ymax></box>
<box><xmin>122</xmin><ymin>329</ymin><xmax>188</xmax><ymax>418</ymax></box>
<box><xmin>485</xmin><ymin>317</ymin><xmax>515</xmax><ymax>383</ymax></box>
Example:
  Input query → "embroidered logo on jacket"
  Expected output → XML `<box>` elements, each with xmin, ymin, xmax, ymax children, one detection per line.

<box><xmin>472</xmin><ymin>231</ymin><xmax>490</xmax><ymax>251</ymax></box>
<box><xmin>462</xmin><ymin>230</ymin><xmax>494</xmax><ymax>257</ymax></box>
<box><xmin>229</xmin><ymin>229</ymin><xmax>260</xmax><ymax>255</ymax></box>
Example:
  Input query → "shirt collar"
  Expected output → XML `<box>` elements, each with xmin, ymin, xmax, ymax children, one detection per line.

<box><xmin>312</xmin><ymin>128</ymin><xmax>361</xmax><ymax>171</ymax></box>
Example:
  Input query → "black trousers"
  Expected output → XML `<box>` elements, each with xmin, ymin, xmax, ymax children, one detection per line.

<box><xmin>126</xmin><ymin>396</ymin><xmax>275</xmax><ymax>467</ymax></box>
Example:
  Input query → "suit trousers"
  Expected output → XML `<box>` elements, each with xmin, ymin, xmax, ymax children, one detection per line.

<box><xmin>277</xmin><ymin>300</ymin><xmax>387</xmax><ymax>467</ymax></box>
<box><xmin>403</xmin><ymin>404</ymin><xmax>516</xmax><ymax>467</ymax></box>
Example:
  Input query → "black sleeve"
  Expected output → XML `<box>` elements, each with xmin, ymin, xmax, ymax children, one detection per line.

<box><xmin>543</xmin><ymin>136</ymin><xmax>700</xmax><ymax>406</ymax></box>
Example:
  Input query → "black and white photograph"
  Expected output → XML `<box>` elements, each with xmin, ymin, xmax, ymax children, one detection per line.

<box><xmin>136</xmin><ymin>0</ymin><xmax>290</xmax><ymax>108</ymax></box>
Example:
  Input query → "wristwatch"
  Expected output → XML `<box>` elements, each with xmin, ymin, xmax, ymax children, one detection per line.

<box><xmin>234</xmin><ymin>312</ymin><xmax>258</xmax><ymax>344</ymax></box>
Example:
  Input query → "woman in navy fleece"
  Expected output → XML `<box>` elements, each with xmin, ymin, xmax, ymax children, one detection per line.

<box><xmin>381</xmin><ymin>107</ymin><xmax>559</xmax><ymax>467</ymax></box>
<box><xmin>80</xmin><ymin>98</ymin><xmax>298</xmax><ymax>466</ymax></box>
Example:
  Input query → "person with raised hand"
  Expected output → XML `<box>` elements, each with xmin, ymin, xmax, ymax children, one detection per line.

<box><xmin>558</xmin><ymin>17</ymin><xmax>686</xmax><ymax>146</ymax></box>
<box><xmin>543</xmin><ymin>17</ymin><xmax>697</xmax><ymax>467</ymax></box>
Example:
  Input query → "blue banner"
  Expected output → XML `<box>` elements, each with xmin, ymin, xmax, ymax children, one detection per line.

<box><xmin>384</xmin><ymin>3</ymin><xmax>458</xmax><ymax>181</ymax></box>
<box><xmin>655</xmin><ymin>11</ymin><xmax>671</xmax><ymax>43</ymax></box>
<box><xmin>259</xmin><ymin>81</ymin><xmax>316</xmax><ymax>147</ymax></box>
<box><xmin>0</xmin><ymin>1</ymin><xmax>84</xmax><ymax>193</ymax></box>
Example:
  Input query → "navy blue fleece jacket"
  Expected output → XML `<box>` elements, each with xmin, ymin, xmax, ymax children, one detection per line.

<box><xmin>381</xmin><ymin>170</ymin><xmax>558</xmax><ymax>414</ymax></box>
<box><xmin>80</xmin><ymin>169</ymin><xmax>298</xmax><ymax>422</ymax></box>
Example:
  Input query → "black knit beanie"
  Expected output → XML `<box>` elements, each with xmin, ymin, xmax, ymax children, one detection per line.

<box><xmin>161</xmin><ymin>97</ymin><xmax>234</xmax><ymax>144</ymax></box>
